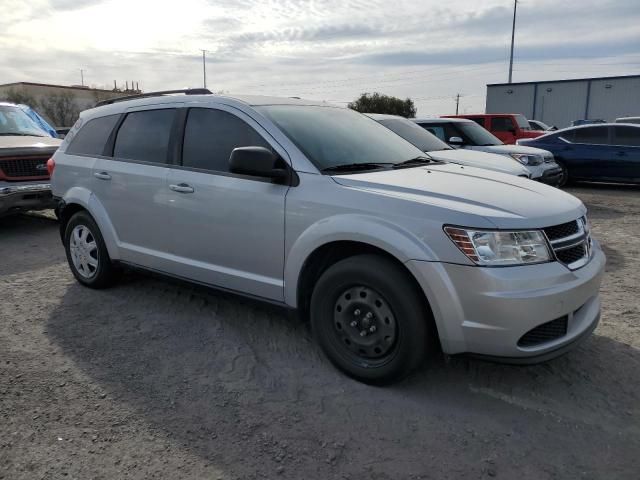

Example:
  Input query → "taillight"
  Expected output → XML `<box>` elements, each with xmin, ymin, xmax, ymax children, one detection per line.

<box><xmin>46</xmin><ymin>157</ymin><xmax>55</xmax><ymax>177</ymax></box>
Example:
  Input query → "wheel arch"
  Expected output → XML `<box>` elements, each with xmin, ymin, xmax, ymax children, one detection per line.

<box><xmin>58</xmin><ymin>187</ymin><xmax>120</xmax><ymax>259</ymax></box>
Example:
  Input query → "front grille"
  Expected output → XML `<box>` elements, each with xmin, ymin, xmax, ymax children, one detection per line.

<box><xmin>543</xmin><ymin>219</ymin><xmax>591</xmax><ymax>269</ymax></box>
<box><xmin>0</xmin><ymin>157</ymin><xmax>49</xmax><ymax>179</ymax></box>
<box><xmin>543</xmin><ymin>220</ymin><xmax>579</xmax><ymax>241</ymax></box>
<box><xmin>556</xmin><ymin>244</ymin><xmax>587</xmax><ymax>265</ymax></box>
<box><xmin>518</xmin><ymin>316</ymin><xmax>568</xmax><ymax>347</ymax></box>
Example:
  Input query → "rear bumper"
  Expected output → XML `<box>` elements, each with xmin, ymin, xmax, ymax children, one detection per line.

<box><xmin>0</xmin><ymin>182</ymin><xmax>56</xmax><ymax>216</ymax></box>
<box><xmin>406</xmin><ymin>244</ymin><xmax>606</xmax><ymax>360</ymax></box>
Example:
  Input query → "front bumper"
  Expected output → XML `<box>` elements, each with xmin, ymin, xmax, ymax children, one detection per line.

<box><xmin>406</xmin><ymin>244</ymin><xmax>605</xmax><ymax>361</ymax></box>
<box><xmin>528</xmin><ymin>163</ymin><xmax>563</xmax><ymax>185</ymax></box>
<box><xmin>0</xmin><ymin>181</ymin><xmax>56</xmax><ymax>216</ymax></box>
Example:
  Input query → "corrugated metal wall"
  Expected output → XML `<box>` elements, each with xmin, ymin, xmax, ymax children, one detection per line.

<box><xmin>486</xmin><ymin>76</ymin><xmax>640</xmax><ymax>128</ymax></box>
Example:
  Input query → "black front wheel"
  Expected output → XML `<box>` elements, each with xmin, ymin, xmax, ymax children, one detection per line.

<box><xmin>310</xmin><ymin>254</ymin><xmax>431</xmax><ymax>385</ymax></box>
<box><xmin>557</xmin><ymin>162</ymin><xmax>570</xmax><ymax>187</ymax></box>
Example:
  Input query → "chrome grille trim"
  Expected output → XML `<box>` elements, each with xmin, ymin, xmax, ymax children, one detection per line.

<box><xmin>543</xmin><ymin>218</ymin><xmax>591</xmax><ymax>270</ymax></box>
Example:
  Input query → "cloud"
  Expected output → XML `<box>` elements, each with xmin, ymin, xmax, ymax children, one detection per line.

<box><xmin>1</xmin><ymin>0</ymin><xmax>639</xmax><ymax>116</ymax></box>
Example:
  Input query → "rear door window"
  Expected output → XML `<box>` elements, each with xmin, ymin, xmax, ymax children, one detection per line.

<box><xmin>468</xmin><ymin>117</ymin><xmax>486</xmax><ymax>128</ymax></box>
<box><xmin>572</xmin><ymin>126</ymin><xmax>610</xmax><ymax>145</ymax></box>
<box><xmin>182</xmin><ymin>108</ymin><xmax>270</xmax><ymax>173</ymax></box>
<box><xmin>66</xmin><ymin>114</ymin><xmax>120</xmax><ymax>156</ymax></box>
<box><xmin>491</xmin><ymin>117</ymin><xmax>515</xmax><ymax>132</ymax></box>
<box><xmin>612</xmin><ymin>126</ymin><xmax>640</xmax><ymax>147</ymax></box>
<box><xmin>113</xmin><ymin>109</ymin><xmax>175</xmax><ymax>163</ymax></box>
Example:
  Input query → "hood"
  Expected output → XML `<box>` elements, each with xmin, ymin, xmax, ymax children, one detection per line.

<box><xmin>331</xmin><ymin>163</ymin><xmax>585</xmax><ymax>229</ymax></box>
<box><xmin>521</xmin><ymin>130</ymin><xmax>545</xmax><ymax>138</ymax></box>
<box><xmin>427</xmin><ymin>149</ymin><xmax>529</xmax><ymax>176</ymax></box>
<box><xmin>465</xmin><ymin>144</ymin><xmax>551</xmax><ymax>157</ymax></box>
<box><xmin>0</xmin><ymin>136</ymin><xmax>62</xmax><ymax>149</ymax></box>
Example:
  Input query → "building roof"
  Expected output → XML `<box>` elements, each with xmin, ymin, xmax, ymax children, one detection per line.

<box><xmin>0</xmin><ymin>81</ymin><xmax>117</xmax><ymax>93</ymax></box>
<box><xmin>487</xmin><ymin>74</ymin><xmax>640</xmax><ymax>88</ymax></box>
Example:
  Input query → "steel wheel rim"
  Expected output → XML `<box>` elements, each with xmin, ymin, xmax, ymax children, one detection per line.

<box><xmin>69</xmin><ymin>224</ymin><xmax>99</xmax><ymax>279</ymax></box>
<box><xmin>332</xmin><ymin>286</ymin><xmax>398</xmax><ymax>363</ymax></box>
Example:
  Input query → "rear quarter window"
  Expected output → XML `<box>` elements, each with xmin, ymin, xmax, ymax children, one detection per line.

<box><xmin>66</xmin><ymin>114</ymin><xmax>120</xmax><ymax>156</ymax></box>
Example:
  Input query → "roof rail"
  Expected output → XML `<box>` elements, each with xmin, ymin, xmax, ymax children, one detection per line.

<box><xmin>95</xmin><ymin>88</ymin><xmax>213</xmax><ymax>107</ymax></box>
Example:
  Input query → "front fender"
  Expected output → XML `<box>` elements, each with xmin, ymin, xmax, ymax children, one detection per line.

<box><xmin>62</xmin><ymin>187</ymin><xmax>120</xmax><ymax>260</ymax></box>
<box><xmin>284</xmin><ymin>214</ymin><xmax>437</xmax><ymax>307</ymax></box>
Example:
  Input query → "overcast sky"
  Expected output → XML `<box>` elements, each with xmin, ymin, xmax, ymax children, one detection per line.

<box><xmin>1</xmin><ymin>0</ymin><xmax>639</xmax><ymax>115</ymax></box>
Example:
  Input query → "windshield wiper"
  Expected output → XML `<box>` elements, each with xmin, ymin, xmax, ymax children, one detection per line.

<box><xmin>392</xmin><ymin>156</ymin><xmax>438</xmax><ymax>169</ymax></box>
<box><xmin>322</xmin><ymin>162</ymin><xmax>392</xmax><ymax>173</ymax></box>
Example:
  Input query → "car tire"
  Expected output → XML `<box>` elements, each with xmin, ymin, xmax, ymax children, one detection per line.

<box><xmin>64</xmin><ymin>211</ymin><xmax>118</xmax><ymax>289</ymax></box>
<box><xmin>310</xmin><ymin>254</ymin><xmax>430</xmax><ymax>385</ymax></box>
<box><xmin>557</xmin><ymin>161</ymin><xmax>570</xmax><ymax>187</ymax></box>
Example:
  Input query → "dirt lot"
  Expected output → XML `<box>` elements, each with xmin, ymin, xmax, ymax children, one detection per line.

<box><xmin>1</xmin><ymin>185</ymin><xmax>639</xmax><ymax>479</ymax></box>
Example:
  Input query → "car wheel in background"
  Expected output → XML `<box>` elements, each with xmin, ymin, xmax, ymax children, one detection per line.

<box><xmin>310</xmin><ymin>254</ymin><xmax>430</xmax><ymax>385</ymax></box>
<box><xmin>64</xmin><ymin>211</ymin><xmax>118</xmax><ymax>288</ymax></box>
<box><xmin>557</xmin><ymin>162</ymin><xmax>570</xmax><ymax>187</ymax></box>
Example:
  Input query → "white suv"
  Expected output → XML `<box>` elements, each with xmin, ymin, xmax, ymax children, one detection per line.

<box><xmin>51</xmin><ymin>90</ymin><xmax>605</xmax><ymax>384</ymax></box>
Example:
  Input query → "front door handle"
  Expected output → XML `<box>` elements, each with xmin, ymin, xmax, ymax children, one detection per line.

<box><xmin>169</xmin><ymin>183</ymin><xmax>195</xmax><ymax>194</ymax></box>
<box><xmin>94</xmin><ymin>171</ymin><xmax>111</xmax><ymax>180</ymax></box>
<box><xmin>616</xmin><ymin>151</ymin><xmax>626</xmax><ymax>157</ymax></box>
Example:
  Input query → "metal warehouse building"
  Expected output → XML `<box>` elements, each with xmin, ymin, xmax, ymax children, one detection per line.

<box><xmin>486</xmin><ymin>74</ymin><xmax>640</xmax><ymax>129</ymax></box>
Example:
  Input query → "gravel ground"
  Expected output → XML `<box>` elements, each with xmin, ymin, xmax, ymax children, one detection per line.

<box><xmin>1</xmin><ymin>185</ymin><xmax>639</xmax><ymax>479</ymax></box>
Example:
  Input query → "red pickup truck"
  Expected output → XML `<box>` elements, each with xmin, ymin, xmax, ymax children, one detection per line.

<box><xmin>0</xmin><ymin>102</ymin><xmax>60</xmax><ymax>217</ymax></box>
<box><xmin>444</xmin><ymin>114</ymin><xmax>545</xmax><ymax>145</ymax></box>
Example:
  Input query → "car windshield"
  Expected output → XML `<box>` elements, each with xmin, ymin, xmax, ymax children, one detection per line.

<box><xmin>530</xmin><ymin>120</ymin><xmax>550</xmax><ymax>130</ymax></box>
<box><xmin>514</xmin><ymin>114</ymin><xmax>532</xmax><ymax>130</ymax></box>
<box><xmin>0</xmin><ymin>105</ymin><xmax>49</xmax><ymax>137</ymax></box>
<box><xmin>376</xmin><ymin>118</ymin><xmax>452</xmax><ymax>152</ymax></box>
<box><xmin>457</xmin><ymin>122</ymin><xmax>503</xmax><ymax>146</ymax></box>
<box><xmin>256</xmin><ymin>105</ymin><xmax>425</xmax><ymax>171</ymax></box>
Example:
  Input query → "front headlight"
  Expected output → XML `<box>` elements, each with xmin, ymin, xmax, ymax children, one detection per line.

<box><xmin>510</xmin><ymin>153</ymin><xmax>542</xmax><ymax>166</ymax></box>
<box><xmin>444</xmin><ymin>226</ymin><xmax>552</xmax><ymax>266</ymax></box>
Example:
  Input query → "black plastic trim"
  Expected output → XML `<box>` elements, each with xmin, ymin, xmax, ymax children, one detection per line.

<box><xmin>465</xmin><ymin>312</ymin><xmax>600</xmax><ymax>365</ymax></box>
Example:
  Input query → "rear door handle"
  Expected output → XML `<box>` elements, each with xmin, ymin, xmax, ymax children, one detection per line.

<box><xmin>169</xmin><ymin>183</ymin><xmax>195</xmax><ymax>194</ymax></box>
<box><xmin>616</xmin><ymin>151</ymin><xmax>626</xmax><ymax>157</ymax></box>
<box><xmin>94</xmin><ymin>171</ymin><xmax>111</xmax><ymax>180</ymax></box>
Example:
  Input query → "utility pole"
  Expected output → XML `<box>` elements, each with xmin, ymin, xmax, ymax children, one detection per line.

<box><xmin>508</xmin><ymin>0</ymin><xmax>518</xmax><ymax>83</ymax></box>
<box><xmin>455</xmin><ymin>93</ymin><xmax>461</xmax><ymax>115</ymax></box>
<box><xmin>201</xmin><ymin>49</ymin><xmax>207</xmax><ymax>89</ymax></box>
<box><xmin>80</xmin><ymin>69</ymin><xmax>84</xmax><ymax>86</ymax></box>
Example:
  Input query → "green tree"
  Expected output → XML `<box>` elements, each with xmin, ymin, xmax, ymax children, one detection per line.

<box><xmin>348</xmin><ymin>92</ymin><xmax>417</xmax><ymax>118</ymax></box>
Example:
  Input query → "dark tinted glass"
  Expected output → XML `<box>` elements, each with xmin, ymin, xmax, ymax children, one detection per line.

<box><xmin>572</xmin><ymin>126</ymin><xmax>609</xmax><ymax>145</ymax></box>
<box><xmin>613</xmin><ymin>126</ymin><xmax>640</xmax><ymax>147</ymax></box>
<box><xmin>113</xmin><ymin>109</ymin><xmax>175</xmax><ymax>163</ymax></box>
<box><xmin>491</xmin><ymin>117</ymin><xmax>515</xmax><ymax>132</ymax></box>
<box><xmin>66</xmin><ymin>115</ymin><xmax>120</xmax><ymax>156</ymax></box>
<box><xmin>378</xmin><ymin>118</ymin><xmax>450</xmax><ymax>152</ymax></box>
<box><xmin>257</xmin><ymin>105</ymin><xmax>423</xmax><ymax>170</ymax></box>
<box><xmin>182</xmin><ymin>109</ymin><xmax>270</xmax><ymax>172</ymax></box>
<box><xmin>468</xmin><ymin>117</ymin><xmax>486</xmax><ymax>128</ymax></box>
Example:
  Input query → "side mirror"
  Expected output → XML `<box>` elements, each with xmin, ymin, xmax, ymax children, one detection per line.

<box><xmin>229</xmin><ymin>146</ymin><xmax>289</xmax><ymax>180</ymax></box>
<box><xmin>508</xmin><ymin>128</ymin><xmax>517</xmax><ymax>134</ymax></box>
<box><xmin>448</xmin><ymin>136</ymin><xmax>464</xmax><ymax>146</ymax></box>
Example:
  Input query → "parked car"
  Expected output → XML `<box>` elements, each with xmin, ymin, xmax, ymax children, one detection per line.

<box><xmin>51</xmin><ymin>90</ymin><xmax>605</xmax><ymax>384</ymax></box>
<box><xmin>414</xmin><ymin>118</ymin><xmax>563</xmax><ymax>185</ymax></box>
<box><xmin>571</xmin><ymin>119</ymin><xmax>606</xmax><ymax>127</ymax></box>
<box><xmin>444</xmin><ymin>113</ymin><xmax>545</xmax><ymax>144</ymax></box>
<box><xmin>518</xmin><ymin>123</ymin><xmax>640</xmax><ymax>185</ymax></box>
<box><xmin>0</xmin><ymin>102</ymin><xmax>61</xmax><ymax>217</ymax></box>
<box><xmin>528</xmin><ymin>119</ymin><xmax>557</xmax><ymax>131</ymax></box>
<box><xmin>366</xmin><ymin>114</ymin><xmax>531</xmax><ymax>178</ymax></box>
<box><xmin>615</xmin><ymin>117</ymin><xmax>640</xmax><ymax>125</ymax></box>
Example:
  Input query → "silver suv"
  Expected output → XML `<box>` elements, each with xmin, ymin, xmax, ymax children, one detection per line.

<box><xmin>51</xmin><ymin>90</ymin><xmax>605</xmax><ymax>384</ymax></box>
